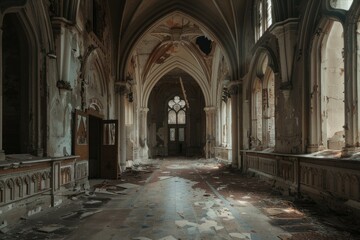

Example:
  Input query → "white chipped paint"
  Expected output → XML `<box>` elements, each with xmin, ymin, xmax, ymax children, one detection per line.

<box><xmin>229</xmin><ymin>232</ymin><xmax>252</xmax><ymax>239</ymax></box>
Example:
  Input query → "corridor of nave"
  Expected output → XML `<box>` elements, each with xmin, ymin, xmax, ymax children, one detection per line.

<box><xmin>2</xmin><ymin>158</ymin><xmax>358</xmax><ymax>240</ymax></box>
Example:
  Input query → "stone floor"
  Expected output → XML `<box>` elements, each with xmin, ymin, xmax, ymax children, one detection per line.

<box><xmin>2</xmin><ymin>158</ymin><xmax>360</xmax><ymax>240</ymax></box>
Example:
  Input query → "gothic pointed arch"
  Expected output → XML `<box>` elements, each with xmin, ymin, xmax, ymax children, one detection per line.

<box><xmin>119</xmin><ymin>10</ymin><xmax>234</xmax><ymax>81</ymax></box>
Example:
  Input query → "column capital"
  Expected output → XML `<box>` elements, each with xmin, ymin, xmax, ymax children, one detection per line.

<box><xmin>226</xmin><ymin>80</ymin><xmax>242</xmax><ymax>96</ymax></box>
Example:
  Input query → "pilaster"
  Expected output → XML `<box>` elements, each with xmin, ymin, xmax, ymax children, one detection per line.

<box><xmin>228</xmin><ymin>82</ymin><xmax>240</xmax><ymax>168</ymax></box>
<box><xmin>115</xmin><ymin>82</ymin><xmax>127</xmax><ymax>171</ymax></box>
<box><xmin>0</xmin><ymin>26</ymin><xmax>4</xmax><ymax>160</ymax></box>
<box><xmin>138</xmin><ymin>107</ymin><xmax>149</xmax><ymax>160</ymax></box>
<box><xmin>204</xmin><ymin>106</ymin><xmax>216</xmax><ymax>159</ymax></box>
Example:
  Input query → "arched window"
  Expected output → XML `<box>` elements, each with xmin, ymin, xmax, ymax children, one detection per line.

<box><xmin>251</xmin><ymin>54</ymin><xmax>276</xmax><ymax>149</ymax></box>
<box><xmin>168</xmin><ymin>96</ymin><xmax>186</xmax><ymax>124</ymax></box>
<box><xmin>255</xmin><ymin>0</ymin><xmax>273</xmax><ymax>41</ymax></box>
<box><xmin>330</xmin><ymin>0</ymin><xmax>353</xmax><ymax>10</ymax></box>
<box><xmin>321</xmin><ymin>21</ymin><xmax>345</xmax><ymax>150</ymax></box>
<box><xmin>252</xmin><ymin>79</ymin><xmax>263</xmax><ymax>147</ymax></box>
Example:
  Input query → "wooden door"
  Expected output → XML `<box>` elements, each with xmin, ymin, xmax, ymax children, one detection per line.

<box><xmin>101</xmin><ymin>120</ymin><xmax>119</xmax><ymax>179</ymax></box>
<box><xmin>168</xmin><ymin>125</ymin><xmax>185</xmax><ymax>156</ymax></box>
<box><xmin>73</xmin><ymin>110</ymin><xmax>89</xmax><ymax>160</ymax></box>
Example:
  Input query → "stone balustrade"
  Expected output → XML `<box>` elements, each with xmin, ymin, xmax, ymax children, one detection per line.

<box><xmin>0</xmin><ymin>155</ymin><xmax>88</xmax><ymax>226</ymax></box>
<box><xmin>242</xmin><ymin>151</ymin><xmax>360</xmax><ymax>213</ymax></box>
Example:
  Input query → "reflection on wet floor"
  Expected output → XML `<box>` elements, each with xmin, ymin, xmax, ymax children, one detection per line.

<box><xmin>1</xmin><ymin>158</ymin><xmax>359</xmax><ymax>240</ymax></box>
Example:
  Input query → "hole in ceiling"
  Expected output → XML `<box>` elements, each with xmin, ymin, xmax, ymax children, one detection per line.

<box><xmin>196</xmin><ymin>36</ymin><xmax>212</xmax><ymax>55</ymax></box>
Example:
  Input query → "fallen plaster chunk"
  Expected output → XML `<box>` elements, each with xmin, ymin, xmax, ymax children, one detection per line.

<box><xmin>161</xmin><ymin>171</ymin><xmax>171</xmax><ymax>174</ymax></box>
<box><xmin>94</xmin><ymin>188</ymin><xmax>118</xmax><ymax>195</ymax></box>
<box><xmin>80</xmin><ymin>209</ymin><xmax>102</xmax><ymax>219</ymax></box>
<box><xmin>54</xmin><ymin>199</ymin><xmax>63</xmax><ymax>207</ymax></box>
<box><xmin>175</xmin><ymin>220</ymin><xmax>197</xmax><ymax>228</ymax></box>
<box><xmin>37</xmin><ymin>224</ymin><xmax>64</xmax><ymax>233</ymax></box>
<box><xmin>175</xmin><ymin>219</ymin><xmax>224</xmax><ymax>233</ymax></box>
<box><xmin>132</xmin><ymin>237</ymin><xmax>152</xmax><ymax>240</ymax></box>
<box><xmin>116</xmin><ymin>183</ymin><xmax>140</xmax><ymax>189</ymax></box>
<box><xmin>158</xmin><ymin>176</ymin><xmax>172</xmax><ymax>181</ymax></box>
<box><xmin>158</xmin><ymin>236</ymin><xmax>178</xmax><ymax>240</ymax></box>
<box><xmin>84</xmin><ymin>200</ymin><xmax>102</xmax><ymax>205</ymax></box>
<box><xmin>277</xmin><ymin>234</ymin><xmax>292</xmax><ymax>240</ymax></box>
<box><xmin>216</xmin><ymin>185</ymin><xmax>228</xmax><ymax>191</ymax></box>
<box><xmin>60</xmin><ymin>212</ymin><xmax>78</xmax><ymax>219</ymax></box>
<box><xmin>198</xmin><ymin>219</ymin><xmax>224</xmax><ymax>232</ymax></box>
<box><xmin>215</xmin><ymin>207</ymin><xmax>235</xmax><ymax>220</ymax></box>
<box><xmin>229</xmin><ymin>232</ymin><xmax>251</xmax><ymax>239</ymax></box>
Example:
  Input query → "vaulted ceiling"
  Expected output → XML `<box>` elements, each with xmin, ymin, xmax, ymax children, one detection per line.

<box><xmin>107</xmin><ymin>0</ymin><xmax>249</xmax><ymax>81</ymax></box>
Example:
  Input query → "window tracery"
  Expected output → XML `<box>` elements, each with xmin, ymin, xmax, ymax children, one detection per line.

<box><xmin>168</xmin><ymin>96</ymin><xmax>186</xmax><ymax>125</ymax></box>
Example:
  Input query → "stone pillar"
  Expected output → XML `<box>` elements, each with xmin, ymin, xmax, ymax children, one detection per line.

<box><xmin>0</xmin><ymin>26</ymin><xmax>4</xmax><ymax>161</ymax></box>
<box><xmin>139</xmin><ymin>107</ymin><xmax>149</xmax><ymax>160</ymax></box>
<box><xmin>229</xmin><ymin>84</ymin><xmax>239</xmax><ymax>168</ymax></box>
<box><xmin>115</xmin><ymin>83</ymin><xmax>127</xmax><ymax>172</ymax></box>
<box><xmin>204</xmin><ymin>106</ymin><xmax>216</xmax><ymax>159</ymax></box>
<box><xmin>342</xmin><ymin>16</ymin><xmax>360</xmax><ymax>156</ymax></box>
<box><xmin>271</xmin><ymin>20</ymin><xmax>298</xmax><ymax>87</ymax></box>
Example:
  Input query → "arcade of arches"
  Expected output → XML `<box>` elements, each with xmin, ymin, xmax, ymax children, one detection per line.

<box><xmin>1</xmin><ymin>0</ymin><xmax>360</xmax><ymax>235</ymax></box>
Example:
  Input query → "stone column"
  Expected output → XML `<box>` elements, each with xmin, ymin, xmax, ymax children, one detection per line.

<box><xmin>115</xmin><ymin>83</ymin><xmax>127</xmax><ymax>172</ymax></box>
<box><xmin>139</xmin><ymin>107</ymin><xmax>149</xmax><ymax>160</ymax></box>
<box><xmin>204</xmin><ymin>106</ymin><xmax>216</xmax><ymax>158</ymax></box>
<box><xmin>229</xmin><ymin>84</ymin><xmax>239</xmax><ymax>168</ymax></box>
<box><xmin>0</xmin><ymin>26</ymin><xmax>4</xmax><ymax>161</ymax></box>
<box><xmin>342</xmin><ymin>16</ymin><xmax>360</xmax><ymax>156</ymax></box>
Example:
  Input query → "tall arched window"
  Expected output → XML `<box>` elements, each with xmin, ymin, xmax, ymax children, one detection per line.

<box><xmin>321</xmin><ymin>21</ymin><xmax>345</xmax><ymax>150</ymax></box>
<box><xmin>251</xmin><ymin>54</ymin><xmax>276</xmax><ymax>149</ymax></box>
<box><xmin>255</xmin><ymin>0</ymin><xmax>273</xmax><ymax>41</ymax></box>
<box><xmin>168</xmin><ymin>96</ymin><xmax>186</xmax><ymax>124</ymax></box>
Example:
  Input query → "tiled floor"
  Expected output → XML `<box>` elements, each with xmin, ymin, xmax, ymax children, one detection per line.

<box><xmin>2</xmin><ymin>158</ymin><xmax>359</xmax><ymax>240</ymax></box>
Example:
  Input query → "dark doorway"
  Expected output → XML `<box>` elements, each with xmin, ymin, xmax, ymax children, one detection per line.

<box><xmin>89</xmin><ymin>115</ymin><xmax>102</xmax><ymax>178</ymax></box>
<box><xmin>2</xmin><ymin>13</ymin><xmax>30</xmax><ymax>154</ymax></box>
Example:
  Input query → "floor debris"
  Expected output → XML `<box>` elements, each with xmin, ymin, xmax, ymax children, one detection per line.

<box><xmin>158</xmin><ymin>236</ymin><xmax>177</xmax><ymax>240</ymax></box>
<box><xmin>37</xmin><ymin>224</ymin><xmax>64</xmax><ymax>233</ymax></box>
<box><xmin>116</xmin><ymin>183</ymin><xmax>141</xmax><ymax>189</ymax></box>
<box><xmin>229</xmin><ymin>232</ymin><xmax>251</xmax><ymax>239</ymax></box>
<box><xmin>79</xmin><ymin>210</ymin><xmax>102</xmax><ymax>219</ymax></box>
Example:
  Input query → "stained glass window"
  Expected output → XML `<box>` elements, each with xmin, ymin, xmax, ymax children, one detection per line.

<box><xmin>168</xmin><ymin>96</ymin><xmax>186</xmax><ymax>124</ymax></box>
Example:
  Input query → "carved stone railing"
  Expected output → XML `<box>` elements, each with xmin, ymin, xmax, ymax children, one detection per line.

<box><xmin>0</xmin><ymin>155</ymin><xmax>88</xmax><ymax>225</ymax></box>
<box><xmin>242</xmin><ymin>151</ymin><xmax>360</xmax><ymax>212</ymax></box>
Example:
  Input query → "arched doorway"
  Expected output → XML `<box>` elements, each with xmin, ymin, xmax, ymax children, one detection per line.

<box><xmin>147</xmin><ymin>68</ymin><xmax>206</xmax><ymax>158</ymax></box>
<box><xmin>2</xmin><ymin>13</ymin><xmax>31</xmax><ymax>154</ymax></box>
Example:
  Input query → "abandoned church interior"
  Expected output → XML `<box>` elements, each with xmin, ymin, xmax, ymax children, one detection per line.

<box><xmin>1</xmin><ymin>0</ymin><xmax>360</xmax><ymax>239</ymax></box>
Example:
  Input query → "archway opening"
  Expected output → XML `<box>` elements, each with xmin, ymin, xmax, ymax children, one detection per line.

<box><xmin>147</xmin><ymin>68</ymin><xmax>206</xmax><ymax>158</ymax></box>
<box><xmin>321</xmin><ymin>21</ymin><xmax>345</xmax><ymax>150</ymax></box>
<box><xmin>2</xmin><ymin>13</ymin><xmax>31</xmax><ymax>154</ymax></box>
<box><xmin>251</xmin><ymin>54</ymin><xmax>275</xmax><ymax>150</ymax></box>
